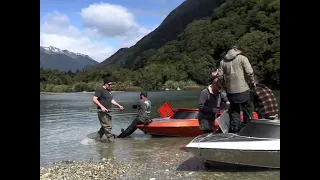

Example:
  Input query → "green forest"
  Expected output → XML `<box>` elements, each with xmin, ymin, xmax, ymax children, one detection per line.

<box><xmin>40</xmin><ymin>0</ymin><xmax>280</xmax><ymax>93</ymax></box>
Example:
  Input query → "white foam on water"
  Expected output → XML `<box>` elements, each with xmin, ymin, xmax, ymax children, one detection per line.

<box><xmin>80</xmin><ymin>137</ymin><xmax>96</xmax><ymax>146</ymax></box>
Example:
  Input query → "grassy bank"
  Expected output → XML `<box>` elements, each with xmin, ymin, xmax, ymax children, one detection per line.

<box><xmin>40</xmin><ymin>80</ymin><xmax>202</xmax><ymax>93</ymax></box>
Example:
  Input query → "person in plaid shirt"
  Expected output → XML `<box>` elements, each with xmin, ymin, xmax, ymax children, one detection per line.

<box><xmin>252</xmin><ymin>78</ymin><xmax>279</xmax><ymax>119</ymax></box>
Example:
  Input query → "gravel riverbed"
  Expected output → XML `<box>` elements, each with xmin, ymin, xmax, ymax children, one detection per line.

<box><xmin>40</xmin><ymin>150</ymin><xmax>280</xmax><ymax>180</ymax></box>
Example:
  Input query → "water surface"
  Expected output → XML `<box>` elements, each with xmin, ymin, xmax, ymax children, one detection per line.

<box><xmin>40</xmin><ymin>91</ymin><xmax>280</xmax><ymax>179</ymax></box>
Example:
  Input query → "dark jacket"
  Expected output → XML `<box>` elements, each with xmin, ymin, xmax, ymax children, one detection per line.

<box><xmin>198</xmin><ymin>88</ymin><xmax>228</xmax><ymax>120</ymax></box>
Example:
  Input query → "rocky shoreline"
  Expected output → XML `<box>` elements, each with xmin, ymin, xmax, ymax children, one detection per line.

<box><xmin>40</xmin><ymin>158</ymin><xmax>130</xmax><ymax>180</ymax></box>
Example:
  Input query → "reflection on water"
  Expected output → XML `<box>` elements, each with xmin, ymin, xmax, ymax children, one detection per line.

<box><xmin>40</xmin><ymin>91</ymin><xmax>280</xmax><ymax>179</ymax></box>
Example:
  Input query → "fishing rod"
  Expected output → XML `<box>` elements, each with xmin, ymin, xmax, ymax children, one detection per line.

<box><xmin>89</xmin><ymin>108</ymin><xmax>123</xmax><ymax>113</ymax></box>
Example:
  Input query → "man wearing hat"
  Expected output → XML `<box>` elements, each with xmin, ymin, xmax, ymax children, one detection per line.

<box><xmin>215</xmin><ymin>46</ymin><xmax>255</xmax><ymax>133</ymax></box>
<box><xmin>92</xmin><ymin>77</ymin><xmax>124</xmax><ymax>142</ymax></box>
<box><xmin>117</xmin><ymin>91</ymin><xmax>152</xmax><ymax>138</ymax></box>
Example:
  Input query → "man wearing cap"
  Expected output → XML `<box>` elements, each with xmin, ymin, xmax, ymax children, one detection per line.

<box><xmin>215</xmin><ymin>46</ymin><xmax>255</xmax><ymax>133</ymax></box>
<box><xmin>117</xmin><ymin>91</ymin><xmax>152</xmax><ymax>138</ymax></box>
<box><xmin>92</xmin><ymin>77</ymin><xmax>124</xmax><ymax>142</ymax></box>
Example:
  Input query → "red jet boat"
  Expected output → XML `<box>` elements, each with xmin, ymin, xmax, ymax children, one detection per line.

<box><xmin>136</xmin><ymin>101</ymin><xmax>258</xmax><ymax>137</ymax></box>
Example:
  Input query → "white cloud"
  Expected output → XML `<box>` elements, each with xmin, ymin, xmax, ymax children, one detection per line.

<box><xmin>40</xmin><ymin>11</ymin><xmax>115</xmax><ymax>62</ymax></box>
<box><xmin>81</xmin><ymin>3</ymin><xmax>137</xmax><ymax>37</ymax></box>
<box><xmin>40</xmin><ymin>3</ymin><xmax>155</xmax><ymax>62</ymax></box>
<box><xmin>80</xmin><ymin>2</ymin><xmax>154</xmax><ymax>47</ymax></box>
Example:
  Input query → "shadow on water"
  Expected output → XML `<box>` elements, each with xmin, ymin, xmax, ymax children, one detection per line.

<box><xmin>176</xmin><ymin>156</ymin><xmax>278</xmax><ymax>173</ymax></box>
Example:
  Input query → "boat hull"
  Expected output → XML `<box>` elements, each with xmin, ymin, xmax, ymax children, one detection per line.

<box><xmin>137</xmin><ymin>118</ymin><xmax>203</xmax><ymax>137</ymax></box>
<box><xmin>136</xmin><ymin>101</ymin><xmax>259</xmax><ymax>137</ymax></box>
<box><xmin>137</xmin><ymin>112</ymin><xmax>258</xmax><ymax>137</ymax></box>
<box><xmin>185</xmin><ymin>121</ymin><xmax>280</xmax><ymax>168</ymax></box>
<box><xmin>186</xmin><ymin>147</ymin><xmax>280</xmax><ymax>168</ymax></box>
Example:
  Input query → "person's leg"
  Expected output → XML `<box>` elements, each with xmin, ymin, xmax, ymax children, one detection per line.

<box><xmin>265</xmin><ymin>114</ymin><xmax>278</xmax><ymax>120</ymax></box>
<box><xmin>98</xmin><ymin>112</ymin><xmax>114</xmax><ymax>140</ymax></box>
<box><xmin>241</xmin><ymin>100</ymin><xmax>252</xmax><ymax>124</ymax></box>
<box><xmin>198</xmin><ymin>118</ymin><xmax>214</xmax><ymax>134</ymax></box>
<box><xmin>229</xmin><ymin>103</ymin><xmax>241</xmax><ymax>133</ymax></box>
<box><xmin>117</xmin><ymin>118</ymin><xmax>143</xmax><ymax>138</ymax></box>
<box><xmin>95</xmin><ymin>126</ymin><xmax>104</xmax><ymax>140</ymax></box>
<box><xmin>258</xmin><ymin>113</ymin><xmax>265</xmax><ymax>119</ymax></box>
<box><xmin>95</xmin><ymin>112</ymin><xmax>105</xmax><ymax>140</ymax></box>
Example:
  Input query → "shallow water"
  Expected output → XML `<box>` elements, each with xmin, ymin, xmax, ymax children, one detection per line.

<box><xmin>40</xmin><ymin>91</ymin><xmax>280</xmax><ymax>179</ymax></box>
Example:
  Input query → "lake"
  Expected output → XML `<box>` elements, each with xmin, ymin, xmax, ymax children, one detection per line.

<box><xmin>40</xmin><ymin>90</ymin><xmax>280</xmax><ymax>179</ymax></box>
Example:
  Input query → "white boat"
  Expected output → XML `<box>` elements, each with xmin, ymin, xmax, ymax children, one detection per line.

<box><xmin>185</xmin><ymin>119</ymin><xmax>280</xmax><ymax>168</ymax></box>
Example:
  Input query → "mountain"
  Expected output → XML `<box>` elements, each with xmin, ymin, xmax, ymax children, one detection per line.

<box><xmin>57</xmin><ymin>0</ymin><xmax>279</xmax><ymax>89</ymax></box>
<box><xmin>40</xmin><ymin>46</ymin><xmax>99</xmax><ymax>72</ymax></box>
<box><xmin>97</xmin><ymin>48</ymin><xmax>128</xmax><ymax>67</ymax></box>
<box><xmin>100</xmin><ymin>0</ymin><xmax>225</xmax><ymax>67</ymax></box>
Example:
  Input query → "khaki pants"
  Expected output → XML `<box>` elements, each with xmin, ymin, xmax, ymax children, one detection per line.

<box><xmin>97</xmin><ymin>112</ymin><xmax>112</xmax><ymax>139</ymax></box>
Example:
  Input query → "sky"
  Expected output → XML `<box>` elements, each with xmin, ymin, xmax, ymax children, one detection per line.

<box><xmin>40</xmin><ymin>0</ymin><xmax>185</xmax><ymax>62</ymax></box>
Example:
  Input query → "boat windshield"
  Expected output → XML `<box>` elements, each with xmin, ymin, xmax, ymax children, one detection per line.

<box><xmin>172</xmin><ymin>111</ymin><xmax>199</xmax><ymax>119</ymax></box>
<box><xmin>238</xmin><ymin>120</ymin><xmax>280</xmax><ymax>139</ymax></box>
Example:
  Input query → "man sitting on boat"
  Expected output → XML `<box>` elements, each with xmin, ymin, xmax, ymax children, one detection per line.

<box><xmin>117</xmin><ymin>91</ymin><xmax>152</xmax><ymax>138</ymax></box>
<box><xmin>252</xmin><ymin>77</ymin><xmax>279</xmax><ymax>120</ymax></box>
<box><xmin>198</xmin><ymin>78</ymin><xmax>229</xmax><ymax>134</ymax></box>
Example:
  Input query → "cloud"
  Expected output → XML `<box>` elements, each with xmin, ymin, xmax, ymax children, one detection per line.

<box><xmin>40</xmin><ymin>3</ymin><xmax>155</xmax><ymax>62</ymax></box>
<box><xmin>80</xmin><ymin>2</ymin><xmax>154</xmax><ymax>47</ymax></box>
<box><xmin>40</xmin><ymin>11</ymin><xmax>116</xmax><ymax>62</ymax></box>
<box><xmin>81</xmin><ymin>3</ymin><xmax>137</xmax><ymax>37</ymax></box>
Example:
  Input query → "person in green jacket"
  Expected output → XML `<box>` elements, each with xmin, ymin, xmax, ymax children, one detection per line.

<box><xmin>215</xmin><ymin>46</ymin><xmax>255</xmax><ymax>133</ymax></box>
<box><xmin>117</xmin><ymin>91</ymin><xmax>152</xmax><ymax>138</ymax></box>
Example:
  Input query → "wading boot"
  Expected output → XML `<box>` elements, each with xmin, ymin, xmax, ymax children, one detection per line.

<box><xmin>106</xmin><ymin>133</ymin><xmax>116</xmax><ymax>142</ymax></box>
<box><xmin>95</xmin><ymin>132</ymin><xmax>103</xmax><ymax>141</ymax></box>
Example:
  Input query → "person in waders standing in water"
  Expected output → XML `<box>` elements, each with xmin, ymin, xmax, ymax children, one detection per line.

<box><xmin>92</xmin><ymin>77</ymin><xmax>124</xmax><ymax>142</ymax></box>
<box><xmin>215</xmin><ymin>46</ymin><xmax>255</xmax><ymax>133</ymax></box>
<box><xmin>117</xmin><ymin>91</ymin><xmax>152</xmax><ymax>138</ymax></box>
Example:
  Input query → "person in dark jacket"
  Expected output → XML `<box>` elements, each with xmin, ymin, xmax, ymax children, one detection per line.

<box><xmin>117</xmin><ymin>91</ymin><xmax>152</xmax><ymax>138</ymax></box>
<box><xmin>198</xmin><ymin>78</ymin><xmax>229</xmax><ymax>134</ymax></box>
<box><xmin>252</xmin><ymin>78</ymin><xmax>279</xmax><ymax>119</ymax></box>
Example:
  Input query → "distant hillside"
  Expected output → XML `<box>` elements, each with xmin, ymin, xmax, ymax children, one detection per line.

<box><xmin>43</xmin><ymin>0</ymin><xmax>280</xmax><ymax>91</ymax></box>
<box><xmin>40</xmin><ymin>46</ymin><xmax>98</xmax><ymax>72</ymax></box>
<box><xmin>97</xmin><ymin>48</ymin><xmax>128</xmax><ymax>67</ymax></box>
<box><xmin>100</xmin><ymin>0</ymin><xmax>225</xmax><ymax>68</ymax></box>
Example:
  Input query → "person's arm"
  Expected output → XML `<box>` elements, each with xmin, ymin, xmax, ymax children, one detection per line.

<box><xmin>216</xmin><ymin>61</ymin><xmax>224</xmax><ymax>79</ymax></box>
<box><xmin>215</xmin><ymin>60</ymin><xmax>226</xmax><ymax>88</ymax></box>
<box><xmin>252</xmin><ymin>88</ymin><xmax>259</xmax><ymax>110</ymax></box>
<box><xmin>92</xmin><ymin>88</ymin><xmax>108</xmax><ymax>112</ymax></box>
<box><xmin>111</xmin><ymin>99</ymin><xmax>124</xmax><ymax>110</ymax></box>
<box><xmin>220</xmin><ymin>94</ymin><xmax>230</xmax><ymax>106</ymax></box>
<box><xmin>198</xmin><ymin>90</ymin><xmax>217</xmax><ymax>113</ymax></box>
<box><xmin>220</xmin><ymin>94</ymin><xmax>229</xmax><ymax>103</ymax></box>
<box><xmin>132</xmin><ymin>100</ymin><xmax>141</xmax><ymax>109</ymax></box>
<box><xmin>241</xmin><ymin>56</ymin><xmax>254</xmax><ymax>85</ymax></box>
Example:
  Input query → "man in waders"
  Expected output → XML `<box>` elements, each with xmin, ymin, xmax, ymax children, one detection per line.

<box><xmin>117</xmin><ymin>91</ymin><xmax>151</xmax><ymax>138</ymax></box>
<box><xmin>252</xmin><ymin>77</ymin><xmax>279</xmax><ymax>119</ymax></box>
<box><xmin>198</xmin><ymin>78</ymin><xmax>229</xmax><ymax>134</ymax></box>
<box><xmin>215</xmin><ymin>46</ymin><xmax>255</xmax><ymax>133</ymax></box>
<box><xmin>92</xmin><ymin>77</ymin><xmax>124</xmax><ymax>142</ymax></box>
